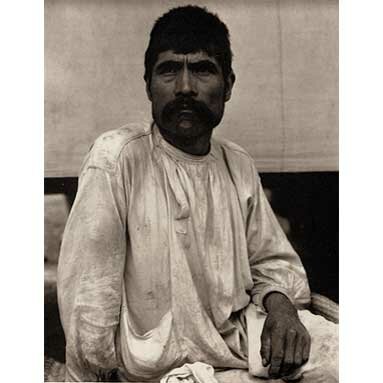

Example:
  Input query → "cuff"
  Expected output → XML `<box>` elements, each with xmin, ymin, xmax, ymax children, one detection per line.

<box><xmin>252</xmin><ymin>285</ymin><xmax>293</xmax><ymax>314</ymax></box>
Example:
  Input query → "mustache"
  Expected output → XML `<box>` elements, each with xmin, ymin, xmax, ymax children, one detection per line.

<box><xmin>162</xmin><ymin>97</ymin><xmax>218</xmax><ymax>126</ymax></box>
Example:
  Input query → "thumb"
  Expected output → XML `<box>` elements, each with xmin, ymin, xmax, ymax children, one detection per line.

<box><xmin>260</xmin><ymin>330</ymin><xmax>271</xmax><ymax>366</ymax></box>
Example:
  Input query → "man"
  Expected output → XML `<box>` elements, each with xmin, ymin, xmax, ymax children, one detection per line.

<box><xmin>57</xmin><ymin>5</ymin><xmax>338</xmax><ymax>382</ymax></box>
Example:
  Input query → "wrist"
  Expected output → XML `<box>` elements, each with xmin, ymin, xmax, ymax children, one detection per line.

<box><xmin>263</xmin><ymin>292</ymin><xmax>296</xmax><ymax>314</ymax></box>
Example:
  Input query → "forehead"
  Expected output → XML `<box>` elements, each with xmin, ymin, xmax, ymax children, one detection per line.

<box><xmin>154</xmin><ymin>50</ymin><xmax>220</xmax><ymax>66</ymax></box>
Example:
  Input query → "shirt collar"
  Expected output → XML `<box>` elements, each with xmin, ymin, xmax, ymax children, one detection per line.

<box><xmin>152</xmin><ymin>122</ymin><xmax>218</xmax><ymax>163</ymax></box>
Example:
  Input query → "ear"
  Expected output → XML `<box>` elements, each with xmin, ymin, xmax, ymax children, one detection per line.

<box><xmin>145</xmin><ymin>80</ymin><xmax>152</xmax><ymax>101</ymax></box>
<box><xmin>224</xmin><ymin>72</ymin><xmax>236</xmax><ymax>102</ymax></box>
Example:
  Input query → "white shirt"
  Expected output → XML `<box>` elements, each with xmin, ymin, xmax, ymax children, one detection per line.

<box><xmin>57</xmin><ymin>122</ymin><xmax>310</xmax><ymax>381</ymax></box>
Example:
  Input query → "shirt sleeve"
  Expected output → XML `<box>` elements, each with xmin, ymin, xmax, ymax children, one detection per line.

<box><xmin>246</xmin><ymin>164</ymin><xmax>311</xmax><ymax>313</ymax></box>
<box><xmin>57</xmin><ymin>161</ymin><xmax>127</xmax><ymax>381</ymax></box>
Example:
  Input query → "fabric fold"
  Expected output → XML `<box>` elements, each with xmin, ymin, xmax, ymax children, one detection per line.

<box><xmin>160</xmin><ymin>362</ymin><xmax>218</xmax><ymax>383</ymax></box>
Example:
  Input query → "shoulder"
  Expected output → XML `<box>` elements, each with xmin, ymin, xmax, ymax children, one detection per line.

<box><xmin>213</xmin><ymin>136</ymin><xmax>262</xmax><ymax>198</ymax></box>
<box><xmin>81</xmin><ymin>122</ymin><xmax>152</xmax><ymax>174</ymax></box>
<box><xmin>214</xmin><ymin>136</ymin><xmax>258</xmax><ymax>171</ymax></box>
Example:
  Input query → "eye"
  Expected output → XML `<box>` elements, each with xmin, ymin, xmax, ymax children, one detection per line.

<box><xmin>162</xmin><ymin>67</ymin><xmax>178</xmax><ymax>75</ymax></box>
<box><xmin>190</xmin><ymin>62</ymin><xmax>218</xmax><ymax>77</ymax></box>
<box><xmin>195</xmin><ymin>68</ymin><xmax>211</xmax><ymax>77</ymax></box>
<box><xmin>156</xmin><ymin>62</ymin><xmax>181</xmax><ymax>76</ymax></box>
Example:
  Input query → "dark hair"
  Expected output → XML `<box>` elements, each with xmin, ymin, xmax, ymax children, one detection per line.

<box><xmin>144</xmin><ymin>5</ymin><xmax>233</xmax><ymax>84</ymax></box>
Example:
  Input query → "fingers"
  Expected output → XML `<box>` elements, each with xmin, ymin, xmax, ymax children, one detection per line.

<box><xmin>267</xmin><ymin>329</ymin><xmax>310</xmax><ymax>379</ymax></box>
<box><xmin>268</xmin><ymin>331</ymin><xmax>285</xmax><ymax>378</ymax></box>
<box><xmin>260</xmin><ymin>314</ymin><xmax>311</xmax><ymax>379</ymax></box>
<box><xmin>294</xmin><ymin>334</ymin><xmax>303</xmax><ymax>367</ymax></box>
<box><xmin>260</xmin><ymin>327</ymin><xmax>271</xmax><ymax>366</ymax></box>
<box><xmin>282</xmin><ymin>331</ymin><xmax>311</xmax><ymax>377</ymax></box>
<box><xmin>279</xmin><ymin>329</ymin><xmax>296</xmax><ymax>377</ymax></box>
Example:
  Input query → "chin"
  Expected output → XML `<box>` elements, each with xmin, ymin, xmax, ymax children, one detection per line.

<box><xmin>176</xmin><ymin>124</ymin><xmax>202</xmax><ymax>137</ymax></box>
<box><xmin>159</xmin><ymin>118</ymin><xmax>209</xmax><ymax>138</ymax></box>
<box><xmin>176</xmin><ymin>123</ymin><xmax>213</xmax><ymax>139</ymax></box>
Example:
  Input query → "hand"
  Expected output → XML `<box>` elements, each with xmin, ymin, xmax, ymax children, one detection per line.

<box><xmin>260</xmin><ymin>292</ymin><xmax>311</xmax><ymax>379</ymax></box>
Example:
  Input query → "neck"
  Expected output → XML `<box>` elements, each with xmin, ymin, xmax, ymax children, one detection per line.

<box><xmin>158</xmin><ymin>128</ymin><xmax>213</xmax><ymax>156</ymax></box>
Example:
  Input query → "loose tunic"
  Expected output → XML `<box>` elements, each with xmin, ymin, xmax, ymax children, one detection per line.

<box><xmin>57</xmin><ymin>123</ymin><xmax>311</xmax><ymax>382</ymax></box>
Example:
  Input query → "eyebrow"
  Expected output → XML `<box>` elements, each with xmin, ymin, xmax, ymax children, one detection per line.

<box><xmin>155</xmin><ymin>59</ymin><xmax>219</xmax><ymax>74</ymax></box>
<box><xmin>155</xmin><ymin>60</ymin><xmax>183</xmax><ymax>74</ymax></box>
<box><xmin>189</xmin><ymin>60</ymin><xmax>219</xmax><ymax>74</ymax></box>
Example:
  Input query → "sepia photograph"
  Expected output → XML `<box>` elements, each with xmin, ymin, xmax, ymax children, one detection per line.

<box><xmin>44</xmin><ymin>1</ymin><xmax>339</xmax><ymax>381</ymax></box>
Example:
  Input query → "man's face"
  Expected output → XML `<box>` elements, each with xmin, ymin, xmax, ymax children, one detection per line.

<box><xmin>147</xmin><ymin>50</ymin><xmax>234</xmax><ymax>140</ymax></box>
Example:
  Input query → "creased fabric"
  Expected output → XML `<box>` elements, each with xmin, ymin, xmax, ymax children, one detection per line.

<box><xmin>57</xmin><ymin>122</ymin><xmax>311</xmax><ymax>381</ymax></box>
<box><xmin>160</xmin><ymin>362</ymin><xmax>218</xmax><ymax>383</ymax></box>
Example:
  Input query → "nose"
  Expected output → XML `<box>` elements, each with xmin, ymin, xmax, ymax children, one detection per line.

<box><xmin>175</xmin><ymin>67</ymin><xmax>197</xmax><ymax>97</ymax></box>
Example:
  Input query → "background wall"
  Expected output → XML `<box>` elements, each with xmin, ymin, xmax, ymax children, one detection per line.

<box><xmin>45</xmin><ymin>0</ymin><xmax>338</xmax><ymax>176</ymax></box>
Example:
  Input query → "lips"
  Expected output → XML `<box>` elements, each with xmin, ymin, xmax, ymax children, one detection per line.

<box><xmin>177</xmin><ymin>110</ymin><xmax>194</xmax><ymax>122</ymax></box>
<box><xmin>177</xmin><ymin>106</ymin><xmax>194</xmax><ymax>118</ymax></box>
<box><xmin>179</xmin><ymin>108</ymin><xmax>193</xmax><ymax>114</ymax></box>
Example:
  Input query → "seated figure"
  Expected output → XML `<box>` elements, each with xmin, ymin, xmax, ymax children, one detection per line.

<box><xmin>57</xmin><ymin>5</ymin><xmax>338</xmax><ymax>382</ymax></box>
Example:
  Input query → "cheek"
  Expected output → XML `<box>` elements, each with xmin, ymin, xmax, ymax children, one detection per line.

<box><xmin>204</xmin><ymin>86</ymin><xmax>226</xmax><ymax>110</ymax></box>
<box><xmin>151</xmin><ymin>99</ymin><xmax>166</xmax><ymax>121</ymax></box>
<box><xmin>150</xmin><ymin>80</ymin><xmax>174</xmax><ymax>99</ymax></box>
<box><xmin>150</xmin><ymin>82</ymin><xmax>172</xmax><ymax>114</ymax></box>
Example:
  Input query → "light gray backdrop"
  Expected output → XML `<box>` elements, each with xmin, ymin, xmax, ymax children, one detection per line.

<box><xmin>45</xmin><ymin>0</ymin><xmax>338</xmax><ymax>176</ymax></box>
